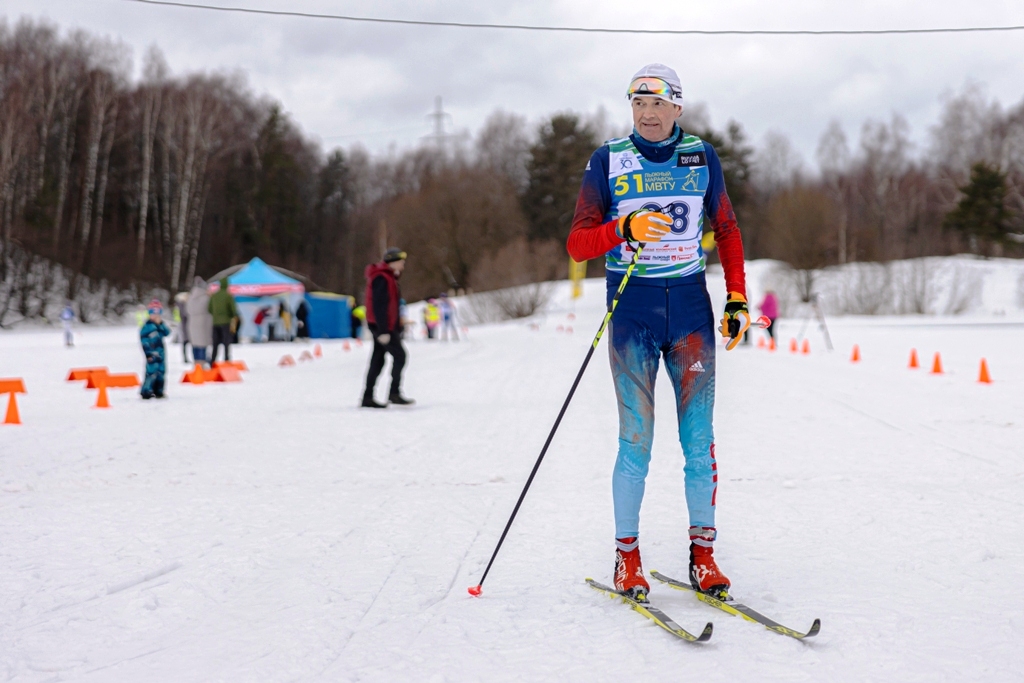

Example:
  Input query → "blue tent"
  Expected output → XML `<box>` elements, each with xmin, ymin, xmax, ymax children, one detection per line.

<box><xmin>223</xmin><ymin>257</ymin><xmax>304</xmax><ymax>297</ymax></box>
<box><xmin>211</xmin><ymin>258</ymin><xmax>305</xmax><ymax>341</ymax></box>
<box><xmin>306</xmin><ymin>293</ymin><xmax>353</xmax><ymax>339</ymax></box>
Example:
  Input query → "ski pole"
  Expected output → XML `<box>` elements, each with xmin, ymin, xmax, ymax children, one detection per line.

<box><xmin>468</xmin><ymin>243</ymin><xmax>646</xmax><ymax>596</ymax></box>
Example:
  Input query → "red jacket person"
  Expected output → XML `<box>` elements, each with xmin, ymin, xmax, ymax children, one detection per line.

<box><xmin>362</xmin><ymin>247</ymin><xmax>414</xmax><ymax>408</ymax></box>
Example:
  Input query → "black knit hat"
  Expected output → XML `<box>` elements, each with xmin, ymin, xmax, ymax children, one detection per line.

<box><xmin>383</xmin><ymin>247</ymin><xmax>407</xmax><ymax>263</ymax></box>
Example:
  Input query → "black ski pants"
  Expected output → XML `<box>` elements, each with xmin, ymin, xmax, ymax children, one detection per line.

<box><xmin>364</xmin><ymin>333</ymin><xmax>406</xmax><ymax>398</ymax></box>
<box><xmin>212</xmin><ymin>324</ymin><xmax>232</xmax><ymax>362</ymax></box>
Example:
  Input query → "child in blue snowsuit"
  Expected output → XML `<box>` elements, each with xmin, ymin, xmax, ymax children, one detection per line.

<box><xmin>140</xmin><ymin>300</ymin><xmax>171</xmax><ymax>399</ymax></box>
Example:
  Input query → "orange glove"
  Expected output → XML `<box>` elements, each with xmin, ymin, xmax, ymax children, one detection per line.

<box><xmin>617</xmin><ymin>210</ymin><xmax>671</xmax><ymax>243</ymax></box>
<box><xmin>718</xmin><ymin>293</ymin><xmax>750</xmax><ymax>351</ymax></box>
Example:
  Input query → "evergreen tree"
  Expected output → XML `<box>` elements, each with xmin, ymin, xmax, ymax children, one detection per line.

<box><xmin>522</xmin><ymin>114</ymin><xmax>598</xmax><ymax>243</ymax></box>
<box><xmin>943</xmin><ymin>162</ymin><xmax>1011</xmax><ymax>254</ymax></box>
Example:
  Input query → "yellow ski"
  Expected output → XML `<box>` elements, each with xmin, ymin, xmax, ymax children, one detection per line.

<box><xmin>586</xmin><ymin>578</ymin><xmax>713</xmax><ymax>643</ymax></box>
<box><xmin>650</xmin><ymin>570</ymin><xmax>820</xmax><ymax>640</ymax></box>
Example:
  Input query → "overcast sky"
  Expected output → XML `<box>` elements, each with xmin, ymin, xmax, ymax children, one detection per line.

<box><xmin>3</xmin><ymin>0</ymin><xmax>1023</xmax><ymax>168</ymax></box>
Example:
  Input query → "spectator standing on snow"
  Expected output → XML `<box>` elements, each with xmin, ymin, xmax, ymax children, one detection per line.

<box><xmin>187</xmin><ymin>277</ymin><xmax>213</xmax><ymax>365</ymax></box>
<box><xmin>759</xmin><ymin>291</ymin><xmax>779</xmax><ymax>342</ymax></box>
<box><xmin>209</xmin><ymin>277</ymin><xmax>239</xmax><ymax>362</ymax></box>
<box><xmin>140</xmin><ymin>300</ymin><xmax>171</xmax><ymax>399</ymax></box>
<box><xmin>352</xmin><ymin>305</ymin><xmax>365</xmax><ymax>339</ymax></box>
<box><xmin>423</xmin><ymin>299</ymin><xmax>440</xmax><ymax>339</ymax></box>
<box><xmin>253</xmin><ymin>305</ymin><xmax>272</xmax><ymax>342</ymax></box>
<box><xmin>438</xmin><ymin>292</ymin><xmax>459</xmax><ymax>341</ymax></box>
<box><xmin>567</xmin><ymin>63</ymin><xmax>749</xmax><ymax>601</ymax></box>
<box><xmin>361</xmin><ymin>248</ymin><xmax>414</xmax><ymax>408</ymax></box>
<box><xmin>279</xmin><ymin>300</ymin><xmax>293</xmax><ymax>341</ymax></box>
<box><xmin>60</xmin><ymin>302</ymin><xmax>75</xmax><ymax>347</ymax></box>
<box><xmin>295</xmin><ymin>298</ymin><xmax>310</xmax><ymax>339</ymax></box>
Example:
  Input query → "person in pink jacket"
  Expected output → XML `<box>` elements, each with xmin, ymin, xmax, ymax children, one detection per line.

<box><xmin>759</xmin><ymin>291</ymin><xmax>779</xmax><ymax>341</ymax></box>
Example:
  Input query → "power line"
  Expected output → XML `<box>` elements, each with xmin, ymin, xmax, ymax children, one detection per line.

<box><xmin>125</xmin><ymin>0</ymin><xmax>1024</xmax><ymax>36</ymax></box>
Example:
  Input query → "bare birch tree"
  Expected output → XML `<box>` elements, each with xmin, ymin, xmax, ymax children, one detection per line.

<box><xmin>136</xmin><ymin>46</ymin><xmax>167</xmax><ymax>267</ymax></box>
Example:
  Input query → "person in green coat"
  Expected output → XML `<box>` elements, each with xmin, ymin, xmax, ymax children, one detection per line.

<box><xmin>208</xmin><ymin>278</ymin><xmax>239</xmax><ymax>362</ymax></box>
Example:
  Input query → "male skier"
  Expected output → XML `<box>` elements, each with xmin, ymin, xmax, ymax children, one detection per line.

<box><xmin>567</xmin><ymin>64</ymin><xmax>750</xmax><ymax>600</ymax></box>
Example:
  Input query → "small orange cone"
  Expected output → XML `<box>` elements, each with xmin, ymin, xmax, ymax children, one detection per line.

<box><xmin>757</xmin><ymin>337</ymin><xmax>765</xmax><ymax>349</ymax></box>
<box><xmin>4</xmin><ymin>393</ymin><xmax>21</xmax><ymax>425</ymax></box>
<box><xmin>566</xmin><ymin>326</ymin><xmax>573</xmax><ymax>334</ymax></box>
<box><xmin>801</xmin><ymin>339</ymin><xmax>810</xmax><ymax>355</ymax></box>
<box><xmin>0</xmin><ymin>379</ymin><xmax>26</xmax><ymax>425</ymax></box>
<box><xmin>769</xmin><ymin>337</ymin><xmax>776</xmax><ymax>352</ymax></box>
<box><xmin>909</xmin><ymin>349</ymin><xmax>919</xmax><ymax>369</ymax></box>
<box><xmin>851</xmin><ymin>345</ymin><xmax>861</xmax><ymax>362</ymax></box>
<box><xmin>931</xmin><ymin>352</ymin><xmax>943</xmax><ymax>375</ymax></box>
<box><xmin>978</xmin><ymin>359</ymin><xmax>992</xmax><ymax>384</ymax></box>
<box><xmin>213</xmin><ymin>365</ymin><xmax>243</xmax><ymax>382</ymax></box>
<box><xmin>299</xmin><ymin>350</ymin><xmax>314</xmax><ymax>362</ymax></box>
<box><xmin>94</xmin><ymin>384</ymin><xmax>110</xmax><ymax>408</ymax></box>
<box><xmin>314</xmin><ymin>344</ymin><xmax>323</xmax><ymax>358</ymax></box>
<box><xmin>279</xmin><ymin>355</ymin><xmax>296</xmax><ymax>367</ymax></box>
<box><xmin>182</xmin><ymin>363</ymin><xmax>207</xmax><ymax>384</ymax></box>
<box><xmin>789</xmin><ymin>338</ymin><xmax>798</xmax><ymax>353</ymax></box>
<box><xmin>343</xmin><ymin>341</ymin><xmax>351</xmax><ymax>351</ymax></box>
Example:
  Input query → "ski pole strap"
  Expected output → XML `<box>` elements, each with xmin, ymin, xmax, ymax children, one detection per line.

<box><xmin>592</xmin><ymin>242</ymin><xmax>645</xmax><ymax>349</ymax></box>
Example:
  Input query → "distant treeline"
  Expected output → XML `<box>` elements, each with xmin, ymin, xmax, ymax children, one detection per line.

<box><xmin>0</xmin><ymin>18</ymin><xmax>1021</xmax><ymax>320</ymax></box>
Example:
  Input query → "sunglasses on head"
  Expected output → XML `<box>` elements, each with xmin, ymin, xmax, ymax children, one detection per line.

<box><xmin>626</xmin><ymin>77</ymin><xmax>680</xmax><ymax>99</ymax></box>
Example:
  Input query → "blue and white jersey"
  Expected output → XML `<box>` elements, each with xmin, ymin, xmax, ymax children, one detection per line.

<box><xmin>604</xmin><ymin>134</ymin><xmax>711</xmax><ymax>278</ymax></box>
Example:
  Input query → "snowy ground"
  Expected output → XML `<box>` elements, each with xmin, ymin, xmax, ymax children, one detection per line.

<box><xmin>2</xmin><ymin>271</ymin><xmax>1024</xmax><ymax>682</ymax></box>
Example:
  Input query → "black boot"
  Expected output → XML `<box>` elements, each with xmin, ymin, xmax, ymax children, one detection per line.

<box><xmin>361</xmin><ymin>393</ymin><xmax>387</xmax><ymax>409</ymax></box>
<box><xmin>389</xmin><ymin>392</ymin><xmax>415</xmax><ymax>406</ymax></box>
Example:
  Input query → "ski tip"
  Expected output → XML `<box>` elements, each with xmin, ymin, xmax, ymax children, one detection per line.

<box><xmin>467</xmin><ymin>585</ymin><xmax>482</xmax><ymax>597</ymax></box>
<box><xmin>806</xmin><ymin>618</ymin><xmax>821</xmax><ymax>638</ymax></box>
<box><xmin>697</xmin><ymin>622</ymin><xmax>714</xmax><ymax>642</ymax></box>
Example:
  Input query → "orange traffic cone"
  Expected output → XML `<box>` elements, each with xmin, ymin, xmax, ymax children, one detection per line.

<box><xmin>94</xmin><ymin>384</ymin><xmax>110</xmax><ymax>408</ymax></box>
<box><xmin>789</xmin><ymin>338</ymin><xmax>798</xmax><ymax>353</ymax></box>
<box><xmin>4</xmin><ymin>393</ymin><xmax>21</xmax><ymax>425</ymax></box>
<box><xmin>978</xmin><ymin>358</ymin><xmax>992</xmax><ymax>384</ymax></box>
<box><xmin>314</xmin><ymin>343</ymin><xmax>323</xmax><ymax>358</ymax></box>
<box><xmin>279</xmin><ymin>355</ymin><xmax>296</xmax><ymax>367</ymax></box>
<box><xmin>909</xmin><ymin>349</ymin><xmax>919</xmax><ymax>369</ymax></box>
<box><xmin>0</xmin><ymin>379</ymin><xmax>25</xmax><ymax>425</ymax></box>
<box><xmin>801</xmin><ymin>339</ymin><xmax>810</xmax><ymax>355</ymax></box>
<box><xmin>757</xmin><ymin>336</ymin><xmax>766</xmax><ymax>349</ymax></box>
<box><xmin>930</xmin><ymin>352</ymin><xmax>943</xmax><ymax>375</ymax></box>
<box><xmin>769</xmin><ymin>337</ymin><xmax>776</xmax><ymax>352</ymax></box>
<box><xmin>851</xmin><ymin>345</ymin><xmax>861</xmax><ymax>362</ymax></box>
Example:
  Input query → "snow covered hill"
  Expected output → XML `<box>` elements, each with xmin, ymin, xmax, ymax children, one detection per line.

<box><xmin>2</xmin><ymin>269</ymin><xmax>1023</xmax><ymax>681</ymax></box>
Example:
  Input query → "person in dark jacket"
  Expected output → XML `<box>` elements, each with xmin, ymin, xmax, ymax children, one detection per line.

<box><xmin>361</xmin><ymin>248</ymin><xmax>414</xmax><ymax>408</ymax></box>
<box><xmin>208</xmin><ymin>277</ymin><xmax>239</xmax><ymax>361</ymax></box>
<box><xmin>140</xmin><ymin>300</ymin><xmax>171</xmax><ymax>399</ymax></box>
<box><xmin>295</xmin><ymin>298</ymin><xmax>310</xmax><ymax>338</ymax></box>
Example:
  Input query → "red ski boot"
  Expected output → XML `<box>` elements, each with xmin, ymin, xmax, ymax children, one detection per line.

<box><xmin>689</xmin><ymin>543</ymin><xmax>731</xmax><ymax>598</ymax></box>
<box><xmin>614</xmin><ymin>537</ymin><xmax>650</xmax><ymax>602</ymax></box>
